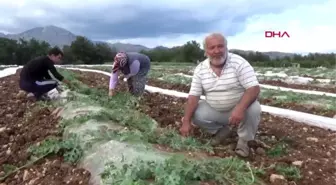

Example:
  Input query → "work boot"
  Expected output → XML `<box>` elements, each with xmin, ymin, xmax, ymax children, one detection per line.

<box><xmin>235</xmin><ymin>138</ymin><xmax>250</xmax><ymax>157</ymax></box>
<box><xmin>210</xmin><ymin>126</ymin><xmax>232</xmax><ymax>146</ymax></box>
<box><xmin>26</xmin><ymin>93</ymin><xmax>35</xmax><ymax>101</ymax></box>
<box><xmin>56</xmin><ymin>86</ymin><xmax>63</xmax><ymax>93</ymax></box>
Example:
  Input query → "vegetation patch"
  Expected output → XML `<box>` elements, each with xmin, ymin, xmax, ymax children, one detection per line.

<box><xmin>59</xmin><ymin>69</ymin><xmax>265</xmax><ymax>184</ymax></box>
<box><xmin>101</xmin><ymin>155</ymin><xmax>261</xmax><ymax>185</ymax></box>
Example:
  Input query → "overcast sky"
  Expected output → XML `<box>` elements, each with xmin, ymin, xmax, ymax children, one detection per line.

<box><xmin>0</xmin><ymin>0</ymin><xmax>335</xmax><ymax>53</ymax></box>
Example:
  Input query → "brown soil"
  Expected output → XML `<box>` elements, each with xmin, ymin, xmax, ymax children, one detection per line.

<box><xmin>72</xmin><ymin>70</ymin><xmax>336</xmax><ymax>185</ymax></box>
<box><xmin>259</xmin><ymin>98</ymin><xmax>335</xmax><ymax>117</ymax></box>
<box><xmin>260</xmin><ymin>80</ymin><xmax>336</xmax><ymax>93</ymax></box>
<box><xmin>78</xmin><ymin>66</ymin><xmax>335</xmax><ymax>93</ymax></box>
<box><xmin>152</xmin><ymin>68</ymin><xmax>336</xmax><ymax>93</ymax></box>
<box><xmin>0</xmin><ymin>71</ymin><xmax>90</xmax><ymax>185</ymax></box>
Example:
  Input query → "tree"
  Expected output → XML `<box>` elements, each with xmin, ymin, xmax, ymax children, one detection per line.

<box><xmin>69</xmin><ymin>36</ymin><xmax>97</xmax><ymax>64</ymax></box>
<box><xmin>95</xmin><ymin>42</ymin><xmax>117</xmax><ymax>64</ymax></box>
<box><xmin>0</xmin><ymin>38</ymin><xmax>18</xmax><ymax>65</ymax></box>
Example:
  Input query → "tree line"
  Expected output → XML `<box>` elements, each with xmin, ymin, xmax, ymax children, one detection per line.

<box><xmin>0</xmin><ymin>36</ymin><xmax>116</xmax><ymax>65</ymax></box>
<box><xmin>141</xmin><ymin>43</ymin><xmax>335</xmax><ymax>68</ymax></box>
<box><xmin>0</xmin><ymin>36</ymin><xmax>334</xmax><ymax>68</ymax></box>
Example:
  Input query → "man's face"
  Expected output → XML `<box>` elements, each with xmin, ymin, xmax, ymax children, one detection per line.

<box><xmin>50</xmin><ymin>54</ymin><xmax>62</xmax><ymax>63</ymax></box>
<box><xmin>205</xmin><ymin>36</ymin><xmax>226</xmax><ymax>66</ymax></box>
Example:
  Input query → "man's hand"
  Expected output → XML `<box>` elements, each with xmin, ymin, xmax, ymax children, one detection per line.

<box><xmin>108</xmin><ymin>89</ymin><xmax>115</xmax><ymax>97</ymax></box>
<box><xmin>229</xmin><ymin>106</ymin><xmax>245</xmax><ymax>125</ymax></box>
<box><xmin>62</xmin><ymin>79</ymin><xmax>72</xmax><ymax>88</ymax></box>
<box><xmin>179</xmin><ymin>117</ymin><xmax>192</xmax><ymax>137</ymax></box>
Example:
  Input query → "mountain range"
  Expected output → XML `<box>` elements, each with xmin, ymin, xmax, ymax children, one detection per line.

<box><xmin>0</xmin><ymin>25</ymin><xmax>295</xmax><ymax>59</ymax></box>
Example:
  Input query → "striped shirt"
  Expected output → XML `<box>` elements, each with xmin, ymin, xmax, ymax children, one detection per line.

<box><xmin>189</xmin><ymin>53</ymin><xmax>259</xmax><ymax>111</ymax></box>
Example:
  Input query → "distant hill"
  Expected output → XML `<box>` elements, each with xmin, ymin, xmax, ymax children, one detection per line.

<box><xmin>0</xmin><ymin>25</ymin><xmax>296</xmax><ymax>58</ymax></box>
<box><xmin>109</xmin><ymin>42</ymin><xmax>150</xmax><ymax>52</ymax></box>
<box><xmin>2</xmin><ymin>25</ymin><xmax>77</xmax><ymax>47</ymax></box>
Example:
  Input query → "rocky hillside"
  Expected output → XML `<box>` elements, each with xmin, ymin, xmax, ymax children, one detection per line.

<box><xmin>2</xmin><ymin>25</ymin><xmax>77</xmax><ymax>47</ymax></box>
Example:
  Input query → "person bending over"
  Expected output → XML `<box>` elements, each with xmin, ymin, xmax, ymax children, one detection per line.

<box><xmin>19</xmin><ymin>47</ymin><xmax>70</xmax><ymax>101</ymax></box>
<box><xmin>109</xmin><ymin>52</ymin><xmax>151</xmax><ymax>97</ymax></box>
<box><xmin>179</xmin><ymin>33</ymin><xmax>261</xmax><ymax>157</ymax></box>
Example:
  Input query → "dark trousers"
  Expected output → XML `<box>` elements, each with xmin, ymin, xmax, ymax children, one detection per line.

<box><xmin>19</xmin><ymin>79</ymin><xmax>58</xmax><ymax>99</ymax></box>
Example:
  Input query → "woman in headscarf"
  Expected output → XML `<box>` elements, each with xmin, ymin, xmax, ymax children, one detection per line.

<box><xmin>109</xmin><ymin>52</ymin><xmax>151</xmax><ymax>96</ymax></box>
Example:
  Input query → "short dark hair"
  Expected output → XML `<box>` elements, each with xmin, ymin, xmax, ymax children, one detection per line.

<box><xmin>48</xmin><ymin>47</ymin><xmax>64</xmax><ymax>57</ymax></box>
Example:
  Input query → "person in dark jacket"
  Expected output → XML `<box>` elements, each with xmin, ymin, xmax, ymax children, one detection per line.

<box><xmin>109</xmin><ymin>52</ymin><xmax>151</xmax><ymax>97</ymax></box>
<box><xmin>19</xmin><ymin>47</ymin><xmax>70</xmax><ymax>101</ymax></box>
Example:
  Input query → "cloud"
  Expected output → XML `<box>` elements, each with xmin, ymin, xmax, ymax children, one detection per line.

<box><xmin>0</xmin><ymin>0</ymin><xmax>326</xmax><ymax>38</ymax></box>
<box><xmin>229</xmin><ymin>0</ymin><xmax>336</xmax><ymax>53</ymax></box>
<box><xmin>108</xmin><ymin>0</ymin><xmax>336</xmax><ymax>53</ymax></box>
<box><xmin>0</xmin><ymin>0</ymin><xmax>333</xmax><ymax>52</ymax></box>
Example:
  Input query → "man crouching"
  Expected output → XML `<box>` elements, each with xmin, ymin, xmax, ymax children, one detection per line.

<box><xmin>19</xmin><ymin>47</ymin><xmax>70</xmax><ymax>101</ymax></box>
<box><xmin>179</xmin><ymin>33</ymin><xmax>261</xmax><ymax>157</ymax></box>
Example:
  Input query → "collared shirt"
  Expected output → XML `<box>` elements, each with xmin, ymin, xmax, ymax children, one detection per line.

<box><xmin>189</xmin><ymin>52</ymin><xmax>259</xmax><ymax>111</ymax></box>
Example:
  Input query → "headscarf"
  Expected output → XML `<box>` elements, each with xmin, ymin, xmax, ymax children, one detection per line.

<box><xmin>112</xmin><ymin>52</ymin><xmax>127</xmax><ymax>73</ymax></box>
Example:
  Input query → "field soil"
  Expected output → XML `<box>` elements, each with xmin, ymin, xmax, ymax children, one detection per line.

<box><xmin>80</xmin><ymin>66</ymin><xmax>336</xmax><ymax>93</ymax></box>
<box><xmin>152</xmin><ymin>68</ymin><xmax>336</xmax><ymax>93</ymax></box>
<box><xmin>146</xmin><ymin>78</ymin><xmax>336</xmax><ymax>117</ymax></box>
<box><xmin>73</xmin><ymin>70</ymin><xmax>336</xmax><ymax>185</ymax></box>
<box><xmin>0</xmin><ymin>71</ymin><xmax>90</xmax><ymax>185</ymax></box>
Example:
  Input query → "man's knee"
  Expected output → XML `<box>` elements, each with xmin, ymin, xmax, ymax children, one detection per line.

<box><xmin>192</xmin><ymin>101</ymin><xmax>227</xmax><ymax>126</ymax></box>
<box><xmin>19</xmin><ymin>80</ymin><xmax>33</xmax><ymax>92</ymax></box>
<box><xmin>193</xmin><ymin>101</ymin><xmax>213</xmax><ymax>123</ymax></box>
<box><xmin>245</xmin><ymin>101</ymin><xmax>261</xmax><ymax>121</ymax></box>
<box><xmin>191</xmin><ymin>101</ymin><xmax>223</xmax><ymax>134</ymax></box>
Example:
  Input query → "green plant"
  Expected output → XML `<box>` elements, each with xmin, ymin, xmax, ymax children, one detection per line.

<box><xmin>266</xmin><ymin>142</ymin><xmax>288</xmax><ymax>157</ymax></box>
<box><xmin>28</xmin><ymin>135</ymin><xmax>83</xmax><ymax>164</ymax></box>
<box><xmin>56</xmin><ymin>69</ymin><xmax>265</xmax><ymax>184</ymax></box>
<box><xmin>101</xmin><ymin>155</ymin><xmax>261</xmax><ymax>185</ymax></box>
<box><xmin>59</xmin><ymin>69</ymin><xmax>213</xmax><ymax>153</ymax></box>
<box><xmin>275</xmin><ymin>164</ymin><xmax>301</xmax><ymax>180</ymax></box>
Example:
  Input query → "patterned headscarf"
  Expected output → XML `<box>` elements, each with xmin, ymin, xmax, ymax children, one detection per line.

<box><xmin>112</xmin><ymin>52</ymin><xmax>127</xmax><ymax>73</ymax></box>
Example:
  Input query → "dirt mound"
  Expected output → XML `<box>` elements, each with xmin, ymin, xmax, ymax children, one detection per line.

<box><xmin>73</xmin><ymin>70</ymin><xmax>336</xmax><ymax>185</ymax></box>
<box><xmin>0</xmin><ymin>72</ymin><xmax>90</xmax><ymax>185</ymax></box>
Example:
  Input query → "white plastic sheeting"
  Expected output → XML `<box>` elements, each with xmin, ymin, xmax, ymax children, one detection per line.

<box><xmin>146</xmin><ymin>86</ymin><xmax>336</xmax><ymax>131</ymax></box>
<box><xmin>2</xmin><ymin>65</ymin><xmax>334</xmax><ymax>95</ymax></box>
<box><xmin>174</xmin><ymin>73</ymin><xmax>193</xmax><ymax>78</ymax></box>
<box><xmin>258</xmin><ymin>84</ymin><xmax>336</xmax><ymax>97</ymax></box>
<box><xmin>64</xmin><ymin>67</ymin><xmax>336</xmax><ymax>97</ymax></box>
<box><xmin>256</xmin><ymin>71</ymin><xmax>288</xmax><ymax>78</ymax></box>
<box><xmin>172</xmin><ymin>73</ymin><xmax>336</xmax><ymax>97</ymax></box>
<box><xmin>60</xmin><ymin>100</ymin><xmax>168</xmax><ymax>185</ymax></box>
<box><xmin>256</xmin><ymin>71</ymin><xmax>333</xmax><ymax>84</ymax></box>
<box><xmin>0</xmin><ymin>65</ymin><xmax>18</xmax><ymax>68</ymax></box>
<box><xmin>0</xmin><ymin>67</ymin><xmax>22</xmax><ymax>78</ymax></box>
<box><xmin>81</xmin><ymin>140</ymin><xmax>167</xmax><ymax>185</ymax></box>
<box><xmin>63</xmin><ymin>67</ymin><xmax>336</xmax><ymax>131</ymax></box>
